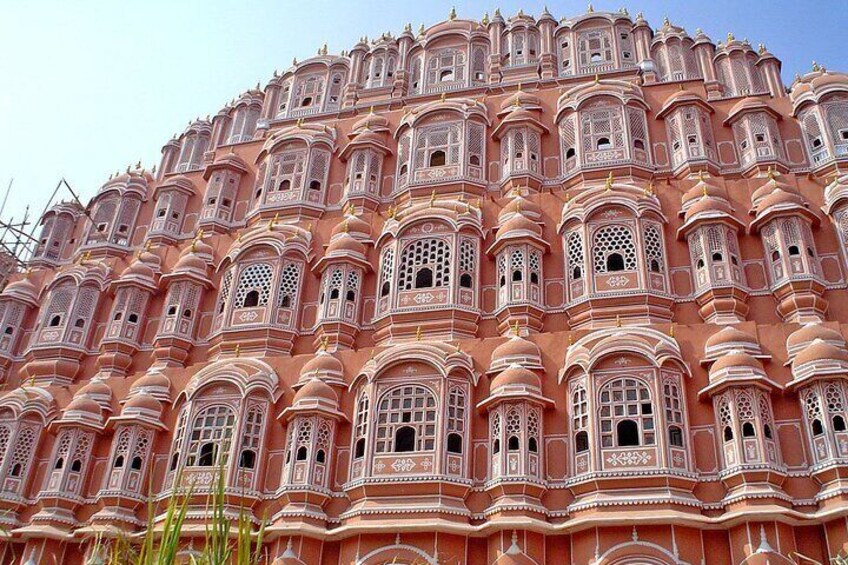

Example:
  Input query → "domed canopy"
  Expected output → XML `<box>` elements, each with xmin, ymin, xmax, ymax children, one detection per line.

<box><xmin>330</xmin><ymin>214</ymin><xmax>371</xmax><ymax>239</ymax></box>
<box><xmin>282</xmin><ymin>377</ymin><xmax>345</xmax><ymax>421</ymax></box>
<box><xmin>488</xmin><ymin>335</ymin><xmax>544</xmax><ymax>374</ymax></box>
<box><xmin>786</xmin><ymin>323</ymin><xmax>846</xmax><ymax>358</ymax></box>
<box><xmin>788</xmin><ymin>338</ymin><xmax>848</xmax><ymax>389</ymax></box>
<box><xmin>124</xmin><ymin>392</ymin><xmax>163</xmax><ymax>413</ymax></box>
<box><xmin>703</xmin><ymin>326</ymin><xmax>766</xmax><ymax>362</ymax></box>
<box><xmin>1</xmin><ymin>275</ymin><xmax>40</xmax><ymax>306</ymax></box>
<box><xmin>498</xmin><ymin>194</ymin><xmax>543</xmax><ymax>223</ymax></box>
<box><xmin>130</xmin><ymin>370</ymin><xmax>172</xmax><ymax>402</ymax></box>
<box><xmin>490</xmin><ymin>364</ymin><xmax>541</xmax><ymax>393</ymax></box>
<box><xmin>296</xmin><ymin>350</ymin><xmax>345</xmax><ymax>388</ymax></box>
<box><xmin>701</xmin><ymin>349</ymin><xmax>780</xmax><ymax>398</ymax></box>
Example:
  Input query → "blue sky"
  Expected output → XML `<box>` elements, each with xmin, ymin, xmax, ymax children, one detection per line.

<box><xmin>0</xmin><ymin>0</ymin><xmax>845</xmax><ymax>236</ymax></box>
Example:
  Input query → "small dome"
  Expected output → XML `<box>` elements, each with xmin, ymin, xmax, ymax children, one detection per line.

<box><xmin>499</xmin><ymin>89</ymin><xmax>542</xmax><ymax>113</ymax></box>
<box><xmin>684</xmin><ymin>194</ymin><xmax>733</xmax><ymax>221</ymax></box>
<box><xmin>326</xmin><ymin>232</ymin><xmax>366</xmax><ymax>256</ymax></box>
<box><xmin>787</xmin><ymin>323</ymin><xmax>845</xmax><ymax>355</ymax></box>
<box><xmin>352</xmin><ymin>111</ymin><xmax>390</xmax><ymax>133</ymax></box>
<box><xmin>681</xmin><ymin>179</ymin><xmax>725</xmax><ymax>207</ymax></box>
<box><xmin>77</xmin><ymin>379</ymin><xmax>111</xmax><ymax>399</ymax></box>
<box><xmin>293</xmin><ymin>378</ymin><xmax>338</xmax><ymax>405</ymax></box>
<box><xmin>497</xmin><ymin>214</ymin><xmax>542</xmax><ymax>239</ymax></box>
<box><xmin>794</xmin><ymin>338</ymin><xmax>848</xmax><ymax>367</ymax></box>
<box><xmin>121</xmin><ymin>253</ymin><xmax>157</xmax><ymax>280</ymax></box>
<box><xmin>705</xmin><ymin>326</ymin><xmax>759</xmax><ymax>352</ymax></box>
<box><xmin>331</xmin><ymin>215</ymin><xmax>371</xmax><ymax>239</ymax></box>
<box><xmin>124</xmin><ymin>392</ymin><xmax>163</xmax><ymax>413</ymax></box>
<box><xmin>490</xmin><ymin>336</ymin><xmax>542</xmax><ymax>373</ymax></box>
<box><xmin>755</xmin><ymin>187</ymin><xmax>805</xmax><ymax>214</ymax></box>
<box><xmin>709</xmin><ymin>350</ymin><xmax>764</xmax><ymax>377</ymax></box>
<box><xmin>65</xmin><ymin>395</ymin><xmax>101</xmax><ymax>416</ymax></box>
<box><xmin>498</xmin><ymin>195</ymin><xmax>542</xmax><ymax>222</ymax></box>
<box><xmin>130</xmin><ymin>371</ymin><xmax>171</xmax><ymax>401</ymax></box>
<box><xmin>299</xmin><ymin>351</ymin><xmax>344</xmax><ymax>381</ymax></box>
<box><xmin>491</xmin><ymin>364</ymin><xmax>541</xmax><ymax>392</ymax></box>
<box><xmin>1</xmin><ymin>276</ymin><xmax>39</xmax><ymax>303</ymax></box>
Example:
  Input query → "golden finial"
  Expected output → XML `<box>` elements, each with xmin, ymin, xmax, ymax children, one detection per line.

<box><xmin>564</xmin><ymin>190</ymin><xmax>570</xmax><ymax>202</ymax></box>
<box><xmin>416</xmin><ymin>326</ymin><xmax>423</xmax><ymax>341</ymax></box>
<box><xmin>29</xmin><ymin>374</ymin><xmax>36</xmax><ymax>388</ymax></box>
<box><xmin>511</xmin><ymin>320</ymin><xmax>520</xmax><ymax>336</ymax></box>
<box><xmin>518</xmin><ymin>8</ymin><xmax>524</xmax><ymax>16</ymax></box>
<box><xmin>430</xmin><ymin>190</ymin><xmax>437</xmax><ymax>207</ymax></box>
<box><xmin>568</xmin><ymin>333</ymin><xmax>574</xmax><ymax>346</ymax></box>
<box><xmin>475</xmin><ymin>198</ymin><xmax>483</xmax><ymax>210</ymax></box>
<box><xmin>482</xmin><ymin>12</ymin><xmax>489</xmax><ymax>25</ymax></box>
<box><xmin>663</xmin><ymin>16</ymin><xmax>670</xmax><ymax>26</ymax></box>
<box><xmin>343</xmin><ymin>219</ymin><xmax>349</xmax><ymax>233</ymax></box>
<box><xmin>135</xmin><ymin>160</ymin><xmax>142</xmax><ymax>170</ymax></box>
<box><xmin>388</xmin><ymin>205</ymin><xmax>396</xmax><ymax>219</ymax></box>
<box><xmin>449</xmin><ymin>6</ymin><xmax>457</xmax><ymax>20</ymax></box>
<box><xmin>320</xmin><ymin>336</ymin><xmax>329</xmax><ymax>352</ymax></box>
<box><xmin>368</xmin><ymin>105</ymin><xmax>375</xmax><ymax>116</ymax></box>
<box><xmin>702</xmin><ymin>182</ymin><xmax>708</xmax><ymax>198</ymax></box>
<box><xmin>697</xmin><ymin>169</ymin><xmax>705</xmax><ymax>183</ymax></box>
<box><xmin>726</xmin><ymin>32</ymin><xmax>735</xmax><ymax>42</ymax></box>
<box><xmin>83</xmin><ymin>250</ymin><xmax>91</xmax><ymax>262</ymax></box>
<box><xmin>234</xmin><ymin>344</ymin><xmax>241</xmax><ymax>358</ymax></box>
<box><xmin>296</xmin><ymin>118</ymin><xmax>304</xmax><ymax>127</ymax></box>
<box><xmin>758</xmin><ymin>43</ymin><xmax>766</xmax><ymax>55</ymax></box>
<box><xmin>669</xmin><ymin>324</ymin><xmax>675</xmax><ymax>338</ymax></box>
<box><xmin>645</xmin><ymin>181</ymin><xmax>654</xmax><ymax>197</ymax></box>
<box><xmin>767</xmin><ymin>165</ymin><xmax>776</xmax><ymax>181</ymax></box>
<box><xmin>517</xmin><ymin>82</ymin><xmax>522</xmax><ymax>92</ymax></box>
<box><xmin>152</xmin><ymin>164</ymin><xmax>157</xmax><ymax>174</ymax></box>
<box><xmin>268</xmin><ymin>213</ymin><xmax>278</xmax><ymax>231</ymax></box>
<box><xmin>418</xmin><ymin>23</ymin><xmax>425</xmax><ymax>36</ymax></box>
<box><xmin>236</xmin><ymin>230</ymin><xmax>242</xmax><ymax>243</ymax></box>
<box><xmin>321</xmin><ymin>43</ymin><xmax>328</xmax><ymax>56</ymax></box>
<box><xmin>307</xmin><ymin>222</ymin><xmax>313</xmax><ymax>232</ymax></box>
<box><xmin>126</xmin><ymin>165</ymin><xmax>131</xmax><ymax>173</ymax></box>
<box><xmin>587</xmin><ymin>3</ymin><xmax>594</xmax><ymax>13</ymax></box>
<box><xmin>616</xmin><ymin>315</ymin><xmax>622</xmax><ymax>328</ymax></box>
<box><xmin>594</xmin><ymin>74</ymin><xmax>600</xmax><ymax>85</ymax></box>
<box><xmin>441</xmin><ymin>92</ymin><xmax>447</xmax><ymax>102</ymax></box>
<box><xmin>605</xmin><ymin>171</ymin><xmax>614</xmax><ymax>191</ymax></box>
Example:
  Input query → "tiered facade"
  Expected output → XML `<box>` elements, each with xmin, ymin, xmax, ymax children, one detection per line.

<box><xmin>4</xmin><ymin>7</ymin><xmax>848</xmax><ymax>564</ymax></box>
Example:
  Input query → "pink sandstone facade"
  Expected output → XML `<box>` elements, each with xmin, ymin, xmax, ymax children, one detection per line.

<box><xmin>4</xmin><ymin>6</ymin><xmax>848</xmax><ymax>564</ymax></box>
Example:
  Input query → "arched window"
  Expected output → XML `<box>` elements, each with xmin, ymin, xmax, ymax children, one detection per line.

<box><xmin>375</xmin><ymin>386</ymin><xmax>436</xmax><ymax>453</ymax></box>
<box><xmin>353</xmin><ymin>391</ymin><xmax>369</xmax><ymax>461</ymax></box>
<box><xmin>185</xmin><ymin>405</ymin><xmax>235</xmax><ymax>467</ymax></box>
<box><xmin>399</xmin><ymin>238</ymin><xmax>451</xmax><ymax>291</ymax></box>
<box><xmin>593</xmin><ymin>225</ymin><xmax>637</xmax><ymax>274</ymax></box>
<box><xmin>599</xmin><ymin>378</ymin><xmax>654</xmax><ymax>448</ymax></box>
<box><xmin>575</xmin><ymin>430</ymin><xmax>589</xmax><ymax>453</ymax></box>
<box><xmin>429</xmin><ymin>150</ymin><xmax>446</xmax><ymax>167</ymax></box>
<box><xmin>234</xmin><ymin>263</ymin><xmax>274</xmax><ymax>309</ymax></box>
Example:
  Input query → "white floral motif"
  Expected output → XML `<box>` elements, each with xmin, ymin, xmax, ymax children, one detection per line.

<box><xmin>238</xmin><ymin>310</ymin><xmax>259</xmax><ymax>322</ymax></box>
<box><xmin>606</xmin><ymin>275</ymin><xmax>630</xmax><ymax>288</ymax></box>
<box><xmin>606</xmin><ymin>451</ymin><xmax>651</xmax><ymax>466</ymax></box>
<box><xmin>392</xmin><ymin>458</ymin><xmax>416</xmax><ymax>472</ymax></box>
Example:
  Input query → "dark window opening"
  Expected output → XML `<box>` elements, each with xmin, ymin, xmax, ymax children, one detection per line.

<box><xmin>530</xmin><ymin>272</ymin><xmax>539</xmax><ymax>284</ymax></box>
<box><xmin>528</xmin><ymin>437</ymin><xmax>538</xmax><ymax>453</ymax></box>
<box><xmin>512</xmin><ymin>270</ymin><xmax>522</xmax><ymax>282</ymax></box>
<box><xmin>54</xmin><ymin>457</ymin><xmax>64</xmax><ymax>470</ymax></box>
<box><xmin>3</xmin><ymin>326</ymin><xmax>12</xmax><ymax>335</ymax></box>
<box><xmin>74</xmin><ymin>318</ymin><xmax>85</xmax><ymax>328</ymax></box>
<box><xmin>330</xmin><ymin>288</ymin><xmax>340</xmax><ymax>300</ymax></box>
<box><xmin>49</xmin><ymin>315</ymin><xmax>62</xmax><ymax>327</ymax></box>
<box><xmin>508</xmin><ymin>435</ymin><xmax>520</xmax><ymax>451</ymax></box>
<box><xmin>606</xmin><ymin>253</ymin><xmax>625</xmax><ymax>272</ymax></box>
<box><xmin>183</xmin><ymin>308</ymin><xmax>192</xmax><ymax>318</ymax></box>
<box><xmin>742</xmin><ymin>421</ymin><xmax>756</xmax><ymax>437</ymax></box>
<box><xmin>649</xmin><ymin>258</ymin><xmax>661</xmax><ymax>273</ymax></box>
<box><xmin>243</xmin><ymin>290</ymin><xmax>260</xmax><ymax>308</ymax></box>
<box><xmin>634</xmin><ymin>139</ymin><xmax>645</xmax><ymax>150</ymax></box>
<box><xmin>429</xmin><ymin>150</ymin><xmax>446</xmax><ymax>167</ymax></box>
<box><xmin>355</xmin><ymin>437</ymin><xmax>366</xmax><ymax>458</ymax></box>
<box><xmin>10</xmin><ymin>463</ymin><xmax>21</xmax><ymax>477</ymax></box>
<box><xmin>723</xmin><ymin>426</ymin><xmax>734</xmax><ymax>442</ymax></box>
<box><xmin>460</xmin><ymin>273</ymin><xmax>473</xmax><ymax>288</ymax></box>
<box><xmin>198</xmin><ymin>443</ymin><xmax>216</xmax><ymax>466</ymax></box>
<box><xmin>597</xmin><ymin>137</ymin><xmax>611</xmax><ymax>150</ymax></box>
<box><xmin>616</xmin><ymin>420</ymin><xmax>639</xmax><ymax>447</ymax></box>
<box><xmin>834</xmin><ymin>415</ymin><xmax>847</xmax><ymax>432</ymax></box>
<box><xmin>346</xmin><ymin>290</ymin><xmax>356</xmax><ymax>301</ymax></box>
<box><xmin>281</xmin><ymin>295</ymin><xmax>292</xmax><ymax>308</ymax></box>
<box><xmin>493</xmin><ymin>438</ymin><xmax>501</xmax><ymax>454</ymax></box>
<box><xmin>415</xmin><ymin>267</ymin><xmax>434</xmax><ymax>289</ymax></box>
<box><xmin>469</xmin><ymin>155</ymin><xmax>480</xmax><ymax>166</ymax></box>
<box><xmin>788</xmin><ymin>245</ymin><xmax>800</xmax><ymax>256</ymax></box>
<box><xmin>296</xmin><ymin>446</ymin><xmax>308</xmax><ymax>461</ymax></box>
<box><xmin>170</xmin><ymin>453</ymin><xmax>180</xmax><ymax>471</ymax></box>
<box><xmin>499</xmin><ymin>275</ymin><xmax>506</xmax><ymax>287</ymax></box>
<box><xmin>278</xmin><ymin>179</ymin><xmax>291</xmax><ymax>191</ymax></box>
<box><xmin>447</xmin><ymin>433</ymin><xmax>462</xmax><ymax>454</ymax></box>
<box><xmin>316</xmin><ymin>449</ymin><xmax>326</xmax><ymax>464</ymax></box>
<box><xmin>131</xmin><ymin>456</ymin><xmax>143</xmax><ymax>470</ymax></box>
<box><xmin>381</xmin><ymin>281</ymin><xmax>391</xmax><ymax>297</ymax></box>
<box><xmin>113</xmin><ymin>312</ymin><xmax>123</xmax><ymax>321</ymax></box>
<box><xmin>669</xmin><ymin>426</ymin><xmax>684</xmax><ymax>447</ymax></box>
<box><xmin>114</xmin><ymin>455</ymin><xmax>125</xmax><ymax>468</ymax></box>
<box><xmin>395</xmin><ymin>426</ymin><xmax>416</xmax><ymax>452</ymax></box>
<box><xmin>712</xmin><ymin>252</ymin><xmax>723</xmax><ymax>262</ymax></box>
<box><xmin>763</xmin><ymin>424</ymin><xmax>773</xmax><ymax>440</ymax></box>
<box><xmin>575</xmin><ymin>431</ymin><xmax>589</xmax><ymax>453</ymax></box>
<box><xmin>167</xmin><ymin>305</ymin><xmax>177</xmax><ymax>316</ymax></box>
<box><xmin>239</xmin><ymin>449</ymin><xmax>256</xmax><ymax>469</ymax></box>
<box><xmin>812</xmin><ymin>419</ymin><xmax>824</xmax><ymax>437</ymax></box>
<box><xmin>128</xmin><ymin>313</ymin><xmax>138</xmax><ymax>324</ymax></box>
<box><xmin>71</xmin><ymin>459</ymin><xmax>82</xmax><ymax>472</ymax></box>
<box><xmin>301</xmin><ymin>96</ymin><xmax>313</xmax><ymax>107</ymax></box>
<box><xmin>572</xmin><ymin>266</ymin><xmax>582</xmax><ymax>280</ymax></box>
<box><xmin>566</xmin><ymin>147</ymin><xmax>576</xmax><ymax>159</ymax></box>
<box><xmin>309</xmin><ymin>180</ymin><xmax>322</xmax><ymax>191</ymax></box>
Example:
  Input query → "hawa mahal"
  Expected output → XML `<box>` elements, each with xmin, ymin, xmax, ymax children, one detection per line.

<box><xmin>3</xmin><ymin>6</ymin><xmax>848</xmax><ymax>564</ymax></box>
